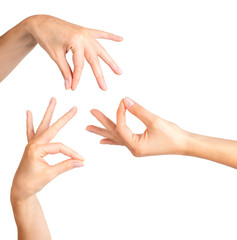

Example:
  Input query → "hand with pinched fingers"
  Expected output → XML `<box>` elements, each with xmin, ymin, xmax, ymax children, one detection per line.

<box><xmin>28</xmin><ymin>15</ymin><xmax>123</xmax><ymax>91</ymax></box>
<box><xmin>87</xmin><ymin>97</ymin><xmax>189</xmax><ymax>157</ymax></box>
<box><xmin>11</xmin><ymin>97</ymin><xmax>84</xmax><ymax>202</ymax></box>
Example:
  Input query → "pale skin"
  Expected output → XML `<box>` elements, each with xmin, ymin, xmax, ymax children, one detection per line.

<box><xmin>87</xmin><ymin>97</ymin><xmax>237</xmax><ymax>169</ymax></box>
<box><xmin>0</xmin><ymin>14</ymin><xmax>123</xmax><ymax>90</ymax></box>
<box><xmin>11</xmin><ymin>98</ymin><xmax>84</xmax><ymax>240</ymax></box>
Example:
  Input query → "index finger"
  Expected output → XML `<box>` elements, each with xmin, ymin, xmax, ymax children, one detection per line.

<box><xmin>36</xmin><ymin>106</ymin><xmax>77</xmax><ymax>144</ymax></box>
<box><xmin>89</xmin><ymin>29</ymin><xmax>123</xmax><ymax>42</ymax></box>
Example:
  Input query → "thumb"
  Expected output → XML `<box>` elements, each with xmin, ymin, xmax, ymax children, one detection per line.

<box><xmin>50</xmin><ymin>159</ymin><xmax>84</xmax><ymax>178</ymax></box>
<box><xmin>54</xmin><ymin>54</ymin><xmax>73</xmax><ymax>90</ymax></box>
<box><xmin>123</xmin><ymin>97</ymin><xmax>156</xmax><ymax>127</ymax></box>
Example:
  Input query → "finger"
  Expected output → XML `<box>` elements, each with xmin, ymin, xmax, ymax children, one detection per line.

<box><xmin>40</xmin><ymin>142</ymin><xmax>84</xmax><ymax>160</ymax></box>
<box><xmin>26</xmin><ymin>110</ymin><xmax>34</xmax><ymax>142</ymax></box>
<box><xmin>100</xmin><ymin>138</ymin><xmax>120</xmax><ymax>145</ymax></box>
<box><xmin>85</xmin><ymin>53</ymin><xmax>107</xmax><ymax>91</ymax></box>
<box><xmin>116</xmin><ymin>100</ymin><xmax>135</xmax><ymax>144</ymax></box>
<box><xmin>49</xmin><ymin>159</ymin><xmax>84</xmax><ymax>179</ymax></box>
<box><xmin>90</xmin><ymin>109</ymin><xmax>116</xmax><ymax>131</ymax></box>
<box><xmin>37</xmin><ymin>107</ymin><xmax>77</xmax><ymax>144</ymax></box>
<box><xmin>123</xmin><ymin>97</ymin><xmax>157</xmax><ymax>127</ymax></box>
<box><xmin>36</xmin><ymin>98</ymin><xmax>56</xmax><ymax>136</ymax></box>
<box><xmin>86</xmin><ymin>125</ymin><xmax>112</xmax><ymax>138</ymax></box>
<box><xmin>71</xmin><ymin>46</ymin><xmax>85</xmax><ymax>91</ymax></box>
<box><xmin>89</xmin><ymin>29</ymin><xmax>123</xmax><ymax>42</ymax></box>
<box><xmin>54</xmin><ymin>53</ymin><xmax>73</xmax><ymax>90</ymax></box>
<box><xmin>97</xmin><ymin>42</ymin><xmax>122</xmax><ymax>75</ymax></box>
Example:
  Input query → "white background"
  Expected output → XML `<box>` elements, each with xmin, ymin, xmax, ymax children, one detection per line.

<box><xmin>1</xmin><ymin>0</ymin><xmax>237</xmax><ymax>239</ymax></box>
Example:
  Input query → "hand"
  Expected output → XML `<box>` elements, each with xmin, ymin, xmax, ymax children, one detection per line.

<box><xmin>11</xmin><ymin>97</ymin><xmax>84</xmax><ymax>202</ymax></box>
<box><xmin>87</xmin><ymin>97</ymin><xmax>189</xmax><ymax>157</ymax></box>
<box><xmin>27</xmin><ymin>15</ymin><xmax>123</xmax><ymax>91</ymax></box>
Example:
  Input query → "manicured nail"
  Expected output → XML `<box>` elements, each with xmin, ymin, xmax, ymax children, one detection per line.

<box><xmin>102</xmin><ymin>81</ymin><xmax>108</xmax><ymax>91</ymax></box>
<box><xmin>124</xmin><ymin>97</ymin><xmax>135</xmax><ymax>108</ymax></box>
<box><xmin>69</xmin><ymin>106</ymin><xmax>76</xmax><ymax>112</ymax></box>
<box><xmin>116</xmin><ymin>66</ymin><xmax>123</xmax><ymax>74</ymax></box>
<box><xmin>65</xmin><ymin>79</ymin><xmax>70</xmax><ymax>90</ymax></box>
<box><xmin>73</xmin><ymin>161</ymin><xmax>84</xmax><ymax>168</ymax></box>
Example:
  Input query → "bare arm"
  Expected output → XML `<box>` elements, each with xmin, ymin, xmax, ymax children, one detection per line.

<box><xmin>87</xmin><ymin>97</ymin><xmax>237</xmax><ymax>169</ymax></box>
<box><xmin>0</xmin><ymin>15</ymin><xmax>122</xmax><ymax>90</ymax></box>
<box><xmin>0</xmin><ymin>18</ymin><xmax>37</xmax><ymax>81</ymax></box>
<box><xmin>11</xmin><ymin>196</ymin><xmax>51</xmax><ymax>240</ymax></box>
<box><xmin>11</xmin><ymin>98</ymin><xmax>84</xmax><ymax>239</ymax></box>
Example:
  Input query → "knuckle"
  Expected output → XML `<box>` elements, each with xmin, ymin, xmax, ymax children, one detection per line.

<box><xmin>130</xmin><ymin>145</ymin><xmax>144</xmax><ymax>157</ymax></box>
<box><xmin>26</xmin><ymin>143</ymin><xmax>39</xmax><ymax>156</ymax></box>
<box><xmin>148</xmin><ymin>116</ymin><xmax>160</xmax><ymax>128</ymax></box>
<box><xmin>71</xmin><ymin>29</ymin><xmax>88</xmax><ymax>44</ymax></box>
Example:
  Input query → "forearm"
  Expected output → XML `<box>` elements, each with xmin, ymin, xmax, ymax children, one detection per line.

<box><xmin>11</xmin><ymin>194</ymin><xmax>51</xmax><ymax>240</ymax></box>
<box><xmin>185</xmin><ymin>132</ymin><xmax>237</xmax><ymax>168</ymax></box>
<box><xmin>0</xmin><ymin>17</ymin><xmax>37</xmax><ymax>81</ymax></box>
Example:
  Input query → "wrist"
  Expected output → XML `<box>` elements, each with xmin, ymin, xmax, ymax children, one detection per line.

<box><xmin>22</xmin><ymin>16</ymin><xmax>40</xmax><ymax>46</ymax></box>
<box><xmin>24</xmin><ymin>15</ymin><xmax>50</xmax><ymax>42</ymax></box>
<box><xmin>180</xmin><ymin>131</ymin><xmax>196</xmax><ymax>156</ymax></box>
<box><xmin>176</xmin><ymin>130</ymin><xmax>194</xmax><ymax>156</ymax></box>
<box><xmin>10</xmin><ymin>182</ymin><xmax>31</xmax><ymax>206</ymax></box>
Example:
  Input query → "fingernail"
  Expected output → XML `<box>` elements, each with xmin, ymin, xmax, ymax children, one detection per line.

<box><xmin>49</xmin><ymin>97</ymin><xmax>53</xmax><ymax>105</ymax></box>
<box><xmin>65</xmin><ymin>79</ymin><xmax>70</xmax><ymax>90</ymax></box>
<box><xmin>124</xmin><ymin>97</ymin><xmax>135</xmax><ymax>108</ymax></box>
<box><xmin>102</xmin><ymin>81</ymin><xmax>108</xmax><ymax>91</ymax></box>
<box><xmin>73</xmin><ymin>161</ymin><xmax>84</xmax><ymax>168</ymax></box>
<box><xmin>117</xmin><ymin>66</ymin><xmax>123</xmax><ymax>74</ymax></box>
<box><xmin>69</xmin><ymin>106</ymin><xmax>76</xmax><ymax>112</ymax></box>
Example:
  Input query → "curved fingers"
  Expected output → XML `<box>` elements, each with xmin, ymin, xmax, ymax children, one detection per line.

<box><xmin>96</xmin><ymin>41</ymin><xmax>122</xmax><ymax>75</ymax></box>
<box><xmin>85</xmin><ymin>51</ymin><xmax>106</xmax><ymax>91</ymax></box>
<box><xmin>71</xmin><ymin>46</ymin><xmax>85</xmax><ymax>91</ymax></box>
<box><xmin>49</xmin><ymin>159</ymin><xmax>84</xmax><ymax>179</ymax></box>
<box><xmin>54</xmin><ymin>53</ymin><xmax>73</xmax><ymax>90</ymax></box>
<box><xmin>40</xmin><ymin>142</ymin><xmax>84</xmax><ymax>160</ymax></box>
<box><xmin>116</xmin><ymin>100</ymin><xmax>139</xmax><ymax>147</ymax></box>
<box><xmin>123</xmin><ymin>97</ymin><xmax>157</xmax><ymax>127</ymax></box>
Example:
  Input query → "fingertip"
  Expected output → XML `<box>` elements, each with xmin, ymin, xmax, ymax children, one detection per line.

<box><xmin>72</xmin><ymin>161</ymin><xmax>84</xmax><ymax>168</ymax></box>
<box><xmin>26</xmin><ymin>110</ymin><xmax>32</xmax><ymax>118</ymax></box>
<box><xmin>64</xmin><ymin>79</ymin><xmax>70</xmax><ymax>90</ymax></box>
<box><xmin>71</xmin><ymin>84</ymin><xmax>76</xmax><ymax>91</ymax></box>
<box><xmin>50</xmin><ymin>97</ymin><xmax>57</xmax><ymax>105</ymax></box>
<box><xmin>71</xmin><ymin>78</ymin><xmax>78</xmax><ymax>91</ymax></box>
<box><xmin>68</xmin><ymin>106</ymin><xmax>78</xmax><ymax>115</ymax></box>
<box><xmin>124</xmin><ymin>97</ymin><xmax>135</xmax><ymax>109</ymax></box>
<box><xmin>86</xmin><ymin>125</ymin><xmax>91</xmax><ymax>131</ymax></box>
<box><xmin>117</xmin><ymin>36</ymin><xmax>123</xmax><ymax>41</ymax></box>
<box><xmin>100</xmin><ymin>81</ymin><xmax>108</xmax><ymax>91</ymax></box>
<box><xmin>115</xmin><ymin>66</ymin><xmax>123</xmax><ymax>75</ymax></box>
<box><xmin>77</xmin><ymin>155</ymin><xmax>85</xmax><ymax>161</ymax></box>
<box><xmin>90</xmin><ymin>109</ymin><xmax>98</xmax><ymax>116</ymax></box>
